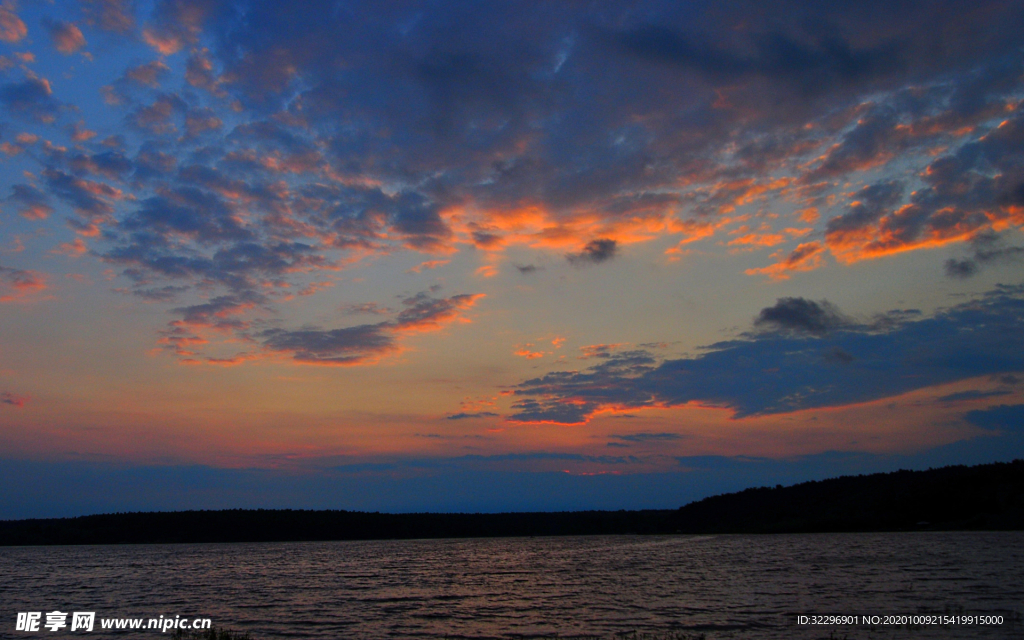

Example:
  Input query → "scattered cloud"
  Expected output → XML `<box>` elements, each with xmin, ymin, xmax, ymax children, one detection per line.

<box><xmin>0</xmin><ymin>4</ymin><xmax>26</xmax><ymax>43</ymax></box>
<box><xmin>0</xmin><ymin>263</ymin><xmax>48</xmax><ymax>302</ymax></box>
<box><xmin>342</xmin><ymin>302</ymin><xmax>391</xmax><ymax>316</ymax></box>
<box><xmin>407</xmin><ymin>259</ymin><xmax>449</xmax><ymax>274</ymax></box>
<box><xmin>964</xmin><ymin>404</ymin><xmax>1024</xmax><ymax>432</ymax></box>
<box><xmin>80</xmin><ymin>0</ymin><xmax>135</xmax><ymax>34</ymax></box>
<box><xmin>254</xmin><ymin>292</ymin><xmax>483</xmax><ymax>366</ymax></box>
<box><xmin>609</xmin><ymin>432</ymin><xmax>684</xmax><ymax>443</ymax></box>
<box><xmin>510</xmin><ymin>285</ymin><xmax>1024</xmax><ymax>422</ymax></box>
<box><xmin>567</xmin><ymin>239</ymin><xmax>617</xmax><ymax>265</ymax></box>
<box><xmin>938</xmin><ymin>390</ymin><xmax>1011</xmax><ymax>403</ymax></box>
<box><xmin>1</xmin><ymin>391</ymin><xmax>29</xmax><ymax>407</ymax></box>
<box><xmin>7</xmin><ymin>184</ymin><xmax>53</xmax><ymax>220</ymax></box>
<box><xmin>944</xmin><ymin>231</ymin><xmax>1024</xmax><ymax>279</ymax></box>
<box><xmin>746</xmin><ymin>242</ymin><xmax>825</xmax><ymax>280</ymax></box>
<box><xmin>43</xmin><ymin>19</ymin><xmax>86</xmax><ymax>54</ymax></box>
<box><xmin>445</xmin><ymin>411</ymin><xmax>499</xmax><ymax>420</ymax></box>
<box><xmin>753</xmin><ymin>297</ymin><xmax>849</xmax><ymax>335</ymax></box>
<box><xmin>0</xmin><ymin>76</ymin><xmax>59</xmax><ymax>122</ymax></box>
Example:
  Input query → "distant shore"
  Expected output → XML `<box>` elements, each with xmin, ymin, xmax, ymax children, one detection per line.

<box><xmin>2</xmin><ymin>460</ymin><xmax>1021</xmax><ymax>545</ymax></box>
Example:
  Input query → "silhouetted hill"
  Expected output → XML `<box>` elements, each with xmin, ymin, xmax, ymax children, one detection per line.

<box><xmin>1</xmin><ymin>460</ymin><xmax>1021</xmax><ymax>545</ymax></box>
<box><xmin>672</xmin><ymin>459</ymin><xmax>1024</xmax><ymax>533</ymax></box>
<box><xmin>0</xmin><ymin>509</ymin><xmax>675</xmax><ymax>545</ymax></box>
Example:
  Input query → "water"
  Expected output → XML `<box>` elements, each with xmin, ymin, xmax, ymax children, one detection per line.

<box><xmin>1</xmin><ymin>532</ymin><xmax>1022</xmax><ymax>639</ymax></box>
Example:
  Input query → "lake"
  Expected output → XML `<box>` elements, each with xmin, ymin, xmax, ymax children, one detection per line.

<box><xmin>2</xmin><ymin>532</ymin><xmax>1022</xmax><ymax>639</ymax></box>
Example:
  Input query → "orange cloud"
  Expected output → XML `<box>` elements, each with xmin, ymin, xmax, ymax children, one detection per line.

<box><xmin>142</xmin><ymin>29</ymin><xmax>183</xmax><ymax>55</ymax></box>
<box><xmin>745</xmin><ymin>242</ymin><xmax>826</xmax><ymax>280</ymax></box>
<box><xmin>443</xmin><ymin>198</ymin><xmax>683</xmax><ymax>257</ymax></box>
<box><xmin>578</xmin><ymin>343</ymin><xmax>624</xmax><ymax>359</ymax></box>
<box><xmin>826</xmin><ymin>204</ymin><xmax>995</xmax><ymax>265</ymax></box>
<box><xmin>795</xmin><ymin>207</ymin><xmax>819</xmax><ymax>223</ymax></box>
<box><xmin>125</xmin><ymin>60</ymin><xmax>170</xmax><ymax>87</ymax></box>
<box><xmin>47</xmin><ymin>20</ymin><xmax>86</xmax><ymax>54</ymax></box>
<box><xmin>297</xmin><ymin>281</ymin><xmax>334</xmax><ymax>296</ymax></box>
<box><xmin>665</xmin><ymin>217</ymin><xmax>733</xmax><ymax>259</ymax></box>
<box><xmin>0</xmin><ymin>265</ymin><xmax>48</xmax><ymax>302</ymax></box>
<box><xmin>727</xmin><ymin>222</ymin><xmax>788</xmax><ymax>248</ymax></box>
<box><xmin>0</xmin><ymin>4</ymin><xmax>27</xmax><ymax>43</ymax></box>
<box><xmin>393</xmin><ymin>293</ymin><xmax>485</xmax><ymax>334</ymax></box>
<box><xmin>514</xmin><ymin>344</ymin><xmax>545</xmax><ymax>359</ymax></box>
<box><xmin>52</xmin><ymin>238</ymin><xmax>88</xmax><ymax>256</ymax></box>
<box><xmin>407</xmin><ymin>259</ymin><xmax>449</xmax><ymax>274</ymax></box>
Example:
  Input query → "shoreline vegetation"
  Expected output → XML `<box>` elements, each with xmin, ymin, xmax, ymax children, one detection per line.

<box><xmin>2</xmin><ymin>460</ymin><xmax>1021</xmax><ymax>546</ymax></box>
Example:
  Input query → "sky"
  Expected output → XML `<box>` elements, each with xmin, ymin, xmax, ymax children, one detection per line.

<box><xmin>1</xmin><ymin>0</ymin><xmax>1024</xmax><ymax>518</ymax></box>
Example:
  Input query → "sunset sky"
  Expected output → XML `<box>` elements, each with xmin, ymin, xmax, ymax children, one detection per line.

<box><xmin>2</xmin><ymin>0</ymin><xmax>1024</xmax><ymax>517</ymax></box>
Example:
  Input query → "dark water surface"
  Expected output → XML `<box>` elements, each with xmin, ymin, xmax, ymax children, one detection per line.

<box><xmin>2</xmin><ymin>532</ymin><xmax>1022</xmax><ymax>639</ymax></box>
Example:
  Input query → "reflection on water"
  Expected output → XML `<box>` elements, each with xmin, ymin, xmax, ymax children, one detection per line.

<box><xmin>1</xmin><ymin>532</ymin><xmax>1022</xmax><ymax>639</ymax></box>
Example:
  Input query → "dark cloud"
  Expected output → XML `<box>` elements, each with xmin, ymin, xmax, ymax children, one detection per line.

<box><xmin>566</xmin><ymin>239</ymin><xmax>617</xmax><ymax>265</ymax></box>
<box><xmin>0</xmin><ymin>5</ymin><xmax>27</xmax><ymax>43</ymax></box>
<box><xmin>445</xmin><ymin>412</ymin><xmax>499</xmax><ymax>420</ymax></box>
<box><xmin>613</xmin><ymin>24</ymin><xmax>900</xmax><ymax>91</ymax></box>
<box><xmin>342</xmin><ymin>302</ymin><xmax>391</xmax><ymax>316</ymax></box>
<box><xmin>102</xmin><ymin>238</ymin><xmax>333</xmax><ymax>294</ymax></box>
<box><xmin>937</xmin><ymin>390</ymin><xmax>1011</xmax><ymax>403</ymax></box>
<box><xmin>14</xmin><ymin>0</ymin><xmax>1021</xmax><ymax>312</ymax></box>
<box><xmin>43</xmin><ymin>19</ymin><xmax>87</xmax><ymax>54</ymax></box>
<box><xmin>144</xmin><ymin>0</ymin><xmax>223</xmax><ymax>55</ymax></box>
<box><xmin>0</xmin><ymin>76</ymin><xmax>60</xmax><ymax>122</ymax></box>
<box><xmin>7</xmin><ymin>184</ymin><xmax>53</xmax><ymax>220</ymax></box>
<box><xmin>69</xmin><ymin>151</ymin><xmax>133</xmax><ymax>180</ymax></box>
<box><xmin>394</xmin><ymin>292</ymin><xmax>484</xmax><ymax>330</ymax></box>
<box><xmin>123</xmin><ymin>186</ymin><xmax>251</xmax><ymax>242</ymax></box>
<box><xmin>507</xmin><ymin>398</ymin><xmax>598</xmax><ymax>425</ymax></box>
<box><xmin>127</xmin><ymin>285</ymin><xmax>191</xmax><ymax>301</ymax></box>
<box><xmin>259</xmin><ymin>291</ymin><xmax>483</xmax><ymax>366</ymax></box>
<box><xmin>609</xmin><ymin>432</ymin><xmax>684</xmax><ymax>443</ymax></box>
<box><xmin>0</xmin><ymin>391</ymin><xmax>29</xmax><ymax>407</ymax></box>
<box><xmin>129</xmin><ymin>93</ymin><xmax>188</xmax><ymax>135</ymax></box>
<box><xmin>262</xmin><ymin>322</ymin><xmax>395</xmax><ymax>365</ymax></box>
<box><xmin>80</xmin><ymin>0</ymin><xmax>136</xmax><ymax>34</ymax></box>
<box><xmin>826</xmin><ymin>113</ymin><xmax>1024</xmax><ymax>263</ymax></box>
<box><xmin>133</xmin><ymin>145</ymin><xmax>177</xmax><ymax>181</ymax></box>
<box><xmin>514</xmin><ymin>264</ymin><xmax>539</xmax><ymax>274</ymax></box>
<box><xmin>964</xmin><ymin>404</ymin><xmax>1024</xmax><ymax>432</ymax></box>
<box><xmin>185</xmin><ymin>52</ymin><xmax>222</xmax><ymax>94</ymax></box>
<box><xmin>754</xmin><ymin>297</ymin><xmax>849</xmax><ymax>335</ymax></box>
<box><xmin>42</xmin><ymin>167</ymin><xmax>119</xmax><ymax>218</ymax></box>
<box><xmin>123</xmin><ymin>61</ymin><xmax>170</xmax><ymax>87</ymax></box>
<box><xmin>0</xmin><ymin>263</ymin><xmax>48</xmax><ymax>301</ymax></box>
<box><xmin>944</xmin><ymin>258</ymin><xmax>978</xmax><ymax>279</ymax></box>
<box><xmin>192</xmin><ymin>0</ymin><xmax>1016</xmax><ymax>228</ymax></box>
<box><xmin>824</xmin><ymin>181</ymin><xmax>904</xmax><ymax>246</ymax></box>
<box><xmin>805</xmin><ymin>108</ymin><xmax>908</xmax><ymax>181</ymax></box>
<box><xmin>510</xmin><ymin>285</ymin><xmax>1024</xmax><ymax>422</ymax></box>
<box><xmin>388</xmin><ymin>192</ymin><xmax>451</xmax><ymax>250</ymax></box>
<box><xmin>9</xmin><ymin>0</ymin><xmax>1024</xmax><ymax>378</ymax></box>
<box><xmin>944</xmin><ymin>231</ymin><xmax>1024</xmax><ymax>279</ymax></box>
<box><xmin>184</xmin><ymin>107</ymin><xmax>223</xmax><ymax>139</ymax></box>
